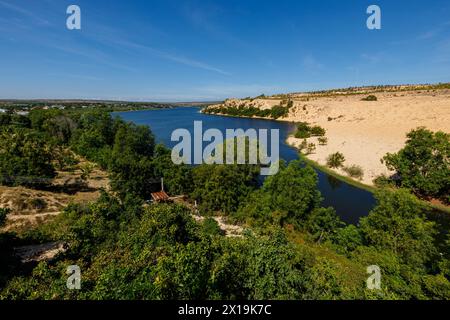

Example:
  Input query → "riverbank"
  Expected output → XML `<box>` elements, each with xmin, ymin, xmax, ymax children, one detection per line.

<box><xmin>292</xmin><ymin>139</ymin><xmax>450</xmax><ymax>214</ymax></box>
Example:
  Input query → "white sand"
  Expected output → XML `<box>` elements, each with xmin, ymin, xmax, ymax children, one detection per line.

<box><xmin>209</xmin><ymin>89</ymin><xmax>450</xmax><ymax>185</ymax></box>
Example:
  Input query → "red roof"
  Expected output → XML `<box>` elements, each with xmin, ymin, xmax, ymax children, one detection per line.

<box><xmin>151</xmin><ymin>191</ymin><xmax>169</xmax><ymax>201</ymax></box>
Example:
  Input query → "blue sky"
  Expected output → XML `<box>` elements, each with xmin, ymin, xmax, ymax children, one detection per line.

<box><xmin>0</xmin><ymin>0</ymin><xmax>449</xmax><ymax>101</ymax></box>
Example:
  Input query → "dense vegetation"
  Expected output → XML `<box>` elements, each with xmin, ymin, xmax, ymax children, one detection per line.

<box><xmin>382</xmin><ymin>128</ymin><xmax>449</xmax><ymax>203</ymax></box>
<box><xmin>204</xmin><ymin>103</ymin><xmax>291</xmax><ymax>119</ymax></box>
<box><xmin>0</xmin><ymin>109</ymin><xmax>449</xmax><ymax>300</ymax></box>
<box><xmin>0</xmin><ymin>100</ymin><xmax>173</xmax><ymax>114</ymax></box>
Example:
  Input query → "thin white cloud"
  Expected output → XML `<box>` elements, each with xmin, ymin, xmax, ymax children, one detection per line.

<box><xmin>0</xmin><ymin>0</ymin><xmax>50</xmax><ymax>26</ymax></box>
<box><xmin>417</xmin><ymin>29</ymin><xmax>440</xmax><ymax>40</ymax></box>
<box><xmin>97</xmin><ymin>37</ymin><xmax>231</xmax><ymax>76</ymax></box>
<box><xmin>46</xmin><ymin>42</ymin><xmax>137</xmax><ymax>73</ymax></box>
<box><xmin>361</xmin><ymin>53</ymin><xmax>382</xmax><ymax>63</ymax></box>
<box><xmin>302</xmin><ymin>54</ymin><xmax>324</xmax><ymax>71</ymax></box>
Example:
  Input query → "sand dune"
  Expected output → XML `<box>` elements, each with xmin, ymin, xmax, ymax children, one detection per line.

<box><xmin>209</xmin><ymin>88</ymin><xmax>450</xmax><ymax>185</ymax></box>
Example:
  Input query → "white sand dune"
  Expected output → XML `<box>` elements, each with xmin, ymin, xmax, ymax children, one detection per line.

<box><xmin>209</xmin><ymin>89</ymin><xmax>450</xmax><ymax>185</ymax></box>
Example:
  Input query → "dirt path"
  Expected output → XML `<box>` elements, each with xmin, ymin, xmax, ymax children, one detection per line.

<box><xmin>192</xmin><ymin>214</ymin><xmax>244</xmax><ymax>237</ymax></box>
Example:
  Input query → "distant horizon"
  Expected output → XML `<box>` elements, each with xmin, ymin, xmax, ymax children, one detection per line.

<box><xmin>0</xmin><ymin>81</ymin><xmax>449</xmax><ymax>103</ymax></box>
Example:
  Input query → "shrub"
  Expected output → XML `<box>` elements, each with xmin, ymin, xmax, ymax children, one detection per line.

<box><xmin>310</xmin><ymin>126</ymin><xmax>326</xmax><ymax>137</ymax></box>
<box><xmin>270</xmin><ymin>105</ymin><xmax>290</xmax><ymax>119</ymax></box>
<box><xmin>201</xmin><ymin>217</ymin><xmax>224</xmax><ymax>236</ymax></box>
<box><xmin>0</xmin><ymin>207</ymin><xmax>10</xmax><ymax>226</ymax></box>
<box><xmin>326</xmin><ymin>152</ymin><xmax>345</xmax><ymax>169</ymax></box>
<box><xmin>299</xmin><ymin>139</ymin><xmax>308</xmax><ymax>151</ymax></box>
<box><xmin>361</xmin><ymin>95</ymin><xmax>377</xmax><ymax>101</ymax></box>
<box><xmin>294</xmin><ymin>122</ymin><xmax>311</xmax><ymax>139</ymax></box>
<box><xmin>373</xmin><ymin>174</ymin><xmax>394</xmax><ymax>188</ymax></box>
<box><xmin>343</xmin><ymin>165</ymin><xmax>364</xmax><ymax>180</ymax></box>
<box><xmin>318</xmin><ymin>137</ymin><xmax>328</xmax><ymax>146</ymax></box>
<box><xmin>305</xmin><ymin>143</ymin><xmax>316</xmax><ymax>155</ymax></box>
<box><xmin>30</xmin><ymin>198</ymin><xmax>47</xmax><ymax>210</ymax></box>
<box><xmin>294</xmin><ymin>122</ymin><xmax>326</xmax><ymax>139</ymax></box>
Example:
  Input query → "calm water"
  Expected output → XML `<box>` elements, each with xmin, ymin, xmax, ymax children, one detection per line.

<box><xmin>116</xmin><ymin>107</ymin><xmax>375</xmax><ymax>224</ymax></box>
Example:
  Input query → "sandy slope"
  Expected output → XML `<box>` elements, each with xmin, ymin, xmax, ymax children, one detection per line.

<box><xmin>209</xmin><ymin>89</ymin><xmax>450</xmax><ymax>185</ymax></box>
<box><xmin>0</xmin><ymin>160</ymin><xmax>109</xmax><ymax>232</ymax></box>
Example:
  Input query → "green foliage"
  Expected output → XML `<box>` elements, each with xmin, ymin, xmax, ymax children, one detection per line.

<box><xmin>332</xmin><ymin>225</ymin><xmax>363</xmax><ymax>254</ymax></box>
<box><xmin>236</xmin><ymin>160</ymin><xmax>322</xmax><ymax>227</ymax></box>
<box><xmin>112</xmin><ymin>122</ymin><xmax>155</xmax><ymax>158</ymax></box>
<box><xmin>305</xmin><ymin>143</ymin><xmax>316</xmax><ymax>155</ymax></box>
<box><xmin>0</xmin><ymin>127</ymin><xmax>56</xmax><ymax>186</ymax></box>
<box><xmin>294</xmin><ymin>122</ymin><xmax>326</xmax><ymax>139</ymax></box>
<box><xmin>109</xmin><ymin>155</ymin><xmax>156</xmax><ymax>200</ymax></box>
<box><xmin>191</xmin><ymin>164</ymin><xmax>259</xmax><ymax>215</ymax></box>
<box><xmin>0</xmin><ymin>113</ymin><xmax>12</xmax><ymax>126</ymax></box>
<box><xmin>372</xmin><ymin>174</ymin><xmax>394</xmax><ymax>188</ymax></box>
<box><xmin>361</xmin><ymin>95</ymin><xmax>378</xmax><ymax>101</ymax></box>
<box><xmin>310</xmin><ymin>126</ymin><xmax>326</xmax><ymax>136</ymax></box>
<box><xmin>326</xmin><ymin>152</ymin><xmax>345</xmax><ymax>169</ymax></box>
<box><xmin>270</xmin><ymin>105</ymin><xmax>290</xmax><ymax>119</ymax></box>
<box><xmin>201</xmin><ymin>218</ymin><xmax>224</xmax><ymax>236</ymax></box>
<box><xmin>108</xmin><ymin>122</ymin><xmax>157</xmax><ymax>199</ymax></box>
<box><xmin>305</xmin><ymin>207</ymin><xmax>344</xmax><ymax>242</ymax></box>
<box><xmin>1</xmin><ymin>108</ymin><xmax>448</xmax><ymax>300</ymax></box>
<box><xmin>204</xmin><ymin>103</ymin><xmax>290</xmax><ymax>119</ymax></box>
<box><xmin>30</xmin><ymin>198</ymin><xmax>47</xmax><ymax>210</ymax></box>
<box><xmin>383</xmin><ymin>128</ymin><xmax>449</xmax><ymax>200</ymax></box>
<box><xmin>343</xmin><ymin>165</ymin><xmax>364</xmax><ymax>180</ymax></box>
<box><xmin>359</xmin><ymin>189</ymin><xmax>438</xmax><ymax>269</ymax></box>
<box><xmin>0</xmin><ymin>208</ymin><xmax>10</xmax><ymax>227</ymax></box>
<box><xmin>29</xmin><ymin>109</ymin><xmax>77</xmax><ymax>144</ymax></box>
<box><xmin>9</xmin><ymin>115</ymin><xmax>31</xmax><ymax>128</ymax></box>
<box><xmin>294</xmin><ymin>122</ymin><xmax>311</xmax><ymax>139</ymax></box>
<box><xmin>301</xmin><ymin>257</ymin><xmax>347</xmax><ymax>299</ymax></box>
<box><xmin>152</xmin><ymin>144</ymin><xmax>193</xmax><ymax>195</ymax></box>
<box><xmin>318</xmin><ymin>137</ymin><xmax>328</xmax><ymax>145</ymax></box>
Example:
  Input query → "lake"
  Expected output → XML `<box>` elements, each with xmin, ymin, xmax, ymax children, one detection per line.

<box><xmin>116</xmin><ymin>106</ymin><xmax>375</xmax><ymax>224</ymax></box>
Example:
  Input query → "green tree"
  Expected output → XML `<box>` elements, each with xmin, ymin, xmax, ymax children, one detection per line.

<box><xmin>306</xmin><ymin>207</ymin><xmax>344</xmax><ymax>242</ymax></box>
<box><xmin>0</xmin><ymin>127</ymin><xmax>56</xmax><ymax>186</ymax></box>
<box><xmin>359</xmin><ymin>189</ymin><xmax>438</xmax><ymax>269</ymax></box>
<box><xmin>237</xmin><ymin>160</ymin><xmax>322</xmax><ymax>227</ymax></box>
<box><xmin>152</xmin><ymin>144</ymin><xmax>193</xmax><ymax>195</ymax></box>
<box><xmin>383</xmin><ymin>128</ymin><xmax>449</xmax><ymax>200</ymax></box>
<box><xmin>191</xmin><ymin>163</ymin><xmax>259</xmax><ymax>214</ymax></box>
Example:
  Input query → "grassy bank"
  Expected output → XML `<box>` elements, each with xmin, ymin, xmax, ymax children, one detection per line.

<box><xmin>297</xmin><ymin>153</ymin><xmax>377</xmax><ymax>193</ymax></box>
<box><xmin>289</xmin><ymin>139</ymin><xmax>450</xmax><ymax>214</ymax></box>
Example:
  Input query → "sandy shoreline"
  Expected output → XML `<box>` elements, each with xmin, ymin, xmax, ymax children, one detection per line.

<box><xmin>206</xmin><ymin>89</ymin><xmax>450</xmax><ymax>186</ymax></box>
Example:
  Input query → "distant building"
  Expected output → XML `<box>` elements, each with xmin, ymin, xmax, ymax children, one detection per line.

<box><xmin>0</xmin><ymin>108</ymin><xmax>6</xmax><ymax>113</ymax></box>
